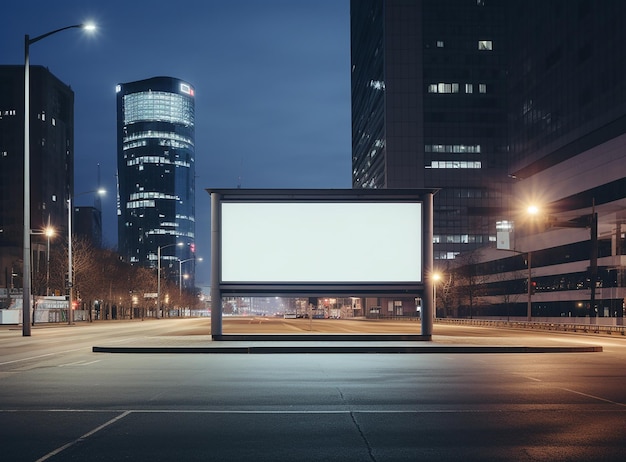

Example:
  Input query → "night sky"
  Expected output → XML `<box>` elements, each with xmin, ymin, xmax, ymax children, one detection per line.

<box><xmin>1</xmin><ymin>0</ymin><xmax>352</xmax><ymax>289</ymax></box>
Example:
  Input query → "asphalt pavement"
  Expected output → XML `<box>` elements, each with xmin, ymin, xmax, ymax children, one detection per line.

<box><xmin>1</xmin><ymin>318</ymin><xmax>624</xmax><ymax>462</ymax></box>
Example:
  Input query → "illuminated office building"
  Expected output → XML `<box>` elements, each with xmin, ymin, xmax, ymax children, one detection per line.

<box><xmin>351</xmin><ymin>0</ymin><xmax>510</xmax><ymax>261</ymax></box>
<box><xmin>351</xmin><ymin>1</ymin><xmax>626</xmax><ymax>318</ymax></box>
<box><xmin>0</xmin><ymin>65</ymin><xmax>73</xmax><ymax>295</ymax></box>
<box><xmin>116</xmin><ymin>76</ymin><xmax>196</xmax><ymax>287</ymax></box>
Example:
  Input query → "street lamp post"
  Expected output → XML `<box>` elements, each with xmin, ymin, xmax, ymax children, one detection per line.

<box><xmin>67</xmin><ymin>189</ymin><xmax>104</xmax><ymax>325</ymax></box>
<box><xmin>526</xmin><ymin>250</ymin><xmax>532</xmax><ymax>322</ymax></box>
<box><xmin>22</xmin><ymin>22</ymin><xmax>96</xmax><ymax>336</ymax></box>
<box><xmin>45</xmin><ymin>225</ymin><xmax>54</xmax><ymax>296</ymax></box>
<box><xmin>432</xmin><ymin>272</ymin><xmax>441</xmax><ymax>319</ymax></box>
<box><xmin>157</xmin><ymin>242</ymin><xmax>182</xmax><ymax>318</ymax></box>
<box><xmin>178</xmin><ymin>257</ymin><xmax>202</xmax><ymax>298</ymax></box>
<box><xmin>27</xmin><ymin>226</ymin><xmax>55</xmax><ymax>325</ymax></box>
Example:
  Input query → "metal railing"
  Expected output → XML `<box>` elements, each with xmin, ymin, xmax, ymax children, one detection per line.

<box><xmin>435</xmin><ymin>317</ymin><xmax>626</xmax><ymax>336</ymax></box>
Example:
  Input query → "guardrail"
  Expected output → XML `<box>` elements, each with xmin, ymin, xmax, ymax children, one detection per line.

<box><xmin>434</xmin><ymin>318</ymin><xmax>626</xmax><ymax>336</ymax></box>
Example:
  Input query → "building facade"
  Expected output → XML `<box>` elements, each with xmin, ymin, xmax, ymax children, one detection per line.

<box><xmin>473</xmin><ymin>0</ymin><xmax>626</xmax><ymax>320</ymax></box>
<box><xmin>351</xmin><ymin>0</ymin><xmax>626</xmax><ymax>320</ymax></box>
<box><xmin>0</xmin><ymin>65</ymin><xmax>73</xmax><ymax>296</ymax></box>
<box><xmin>351</xmin><ymin>0</ymin><xmax>511</xmax><ymax>261</ymax></box>
<box><xmin>116</xmin><ymin>76</ymin><xmax>196</xmax><ymax>288</ymax></box>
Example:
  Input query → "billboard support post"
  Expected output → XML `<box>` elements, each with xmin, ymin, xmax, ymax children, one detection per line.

<box><xmin>422</xmin><ymin>192</ymin><xmax>434</xmax><ymax>336</ymax></box>
<box><xmin>210</xmin><ymin>192</ymin><xmax>222</xmax><ymax>337</ymax></box>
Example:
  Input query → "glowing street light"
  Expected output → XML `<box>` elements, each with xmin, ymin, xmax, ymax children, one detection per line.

<box><xmin>44</xmin><ymin>225</ymin><xmax>55</xmax><ymax>296</ymax></box>
<box><xmin>157</xmin><ymin>242</ymin><xmax>183</xmax><ymax>318</ymax></box>
<box><xmin>432</xmin><ymin>272</ymin><xmax>441</xmax><ymax>319</ymax></box>
<box><xmin>22</xmin><ymin>22</ymin><xmax>97</xmax><ymax>336</ymax></box>
<box><xmin>179</xmin><ymin>257</ymin><xmax>202</xmax><ymax>297</ymax></box>
<box><xmin>67</xmin><ymin>188</ymin><xmax>105</xmax><ymax>325</ymax></box>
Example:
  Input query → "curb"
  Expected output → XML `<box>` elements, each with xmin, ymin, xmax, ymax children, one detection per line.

<box><xmin>92</xmin><ymin>345</ymin><xmax>603</xmax><ymax>354</ymax></box>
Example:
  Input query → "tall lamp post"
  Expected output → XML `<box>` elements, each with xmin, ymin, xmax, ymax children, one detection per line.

<box><xmin>27</xmin><ymin>226</ymin><xmax>55</xmax><ymax>325</ymax></box>
<box><xmin>45</xmin><ymin>225</ymin><xmax>55</xmax><ymax>296</ymax></box>
<box><xmin>157</xmin><ymin>242</ymin><xmax>182</xmax><ymax>318</ymax></box>
<box><xmin>178</xmin><ymin>257</ymin><xmax>202</xmax><ymax>297</ymax></box>
<box><xmin>67</xmin><ymin>189</ymin><xmax>104</xmax><ymax>325</ymax></box>
<box><xmin>432</xmin><ymin>272</ymin><xmax>441</xmax><ymax>319</ymax></box>
<box><xmin>23</xmin><ymin>22</ymin><xmax>96</xmax><ymax>336</ymax></box>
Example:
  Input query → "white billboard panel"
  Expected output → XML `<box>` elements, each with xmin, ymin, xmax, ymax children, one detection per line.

<box><xmin>220</xmin><ymin>201</ymin><xmax>422</xmax><ymax>283</ymax></box>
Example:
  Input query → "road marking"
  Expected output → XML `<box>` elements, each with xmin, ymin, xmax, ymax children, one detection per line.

<box><xmin>7</xmin><ymin>407</ymin><xmax>622</xmax><ymax>414</ymax></box>
<box><xmin>559</xmin><ymin>387</ymin><xmax>626</xmax><ymax>407</ymax></box>
<box><xmin>35</xmin><ymin>411</ymin><xmax>131</xmax><ymax>462</ymax></box>
<box><xmin>0</xmin><ymin>347</ymin><xmax>86</xmax><ymax>366</ymax></box>
<box><xmin>58</xmin><ymin>359</ymin><xmax>102</xmax><ymax>367</ymax></box>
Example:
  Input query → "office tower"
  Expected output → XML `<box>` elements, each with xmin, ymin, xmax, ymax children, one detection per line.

<box><xmin>74</xmin><ymin>205</ymin><xmax>102</xmax><ymax>248</ymax></box>
<box><xmin>497</xmin><ymin>0</ymin><xmax>626</xmax><ymax>318</ymax></box>
<box><xmin>116</xmin><ymin>77</ymin><xmax>196</xmax><ymax>288</ymax></box>
<box><xmin>351</xmin><ymin>0</ymin><xmax>510</xmax><ymax>261</ymax></box>
<box><xmin>350</xmin><ymin>0</ymin><xmax>626</xmax><ymax>317</ymax></box>
<box><xmin>0</xmin><ymin>65</ymin><xmax>73</xmax><ymax>295</ymax></box>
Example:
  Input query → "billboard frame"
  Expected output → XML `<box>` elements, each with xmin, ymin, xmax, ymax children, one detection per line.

<box><xmin>208</xmin><ymin>189</ymin><xmax>435</xmax><ymax>339</ymax></box>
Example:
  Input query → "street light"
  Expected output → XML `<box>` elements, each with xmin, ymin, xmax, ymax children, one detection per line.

<box><xmin>67</xmin><ymin>188</ymin><xmax>105</xmax><ymax>325</ymax></box>
<box><xmin>22</xmin><ymin>22</ymin><xmax>96</xmax><ymax>336</ymax></box>
<box><xmin>432</xmin><ymin>272</ymin><xmax>441</xmax><ymax>319</ymax></box>
<box><xmin>178</xmin><ymin>257</ymin><xmax>202</xmax><ymax>297</ymax></box>
<box><xmin>157</xmin><ymin>242</ymin><xmax>183</xmax><ymax>318</ymax></box>
<box><xmin>524</xmin><ymin>205</ymin><xmax>539</xmax><ymax>322</ymax></box>
<box><xmin>27</xmin><ymin>225</ymin><xmax>55</xmax><ymax>325</ymax></box>
<box><xmin>42</xmin><ymin>225</ymin><xmax>56</xmax><ymax>297</ymax></box>
<box><xmin>496</xmin><ymin>204</ymin><xmax>540</xmax><ymax>322</ymax></box>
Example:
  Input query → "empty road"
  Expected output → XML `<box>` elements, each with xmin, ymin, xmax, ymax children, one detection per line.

<box><xmin>0</xmin><ymin>318</ymin><xmax>624</xmax><ymax>461</ymax></box>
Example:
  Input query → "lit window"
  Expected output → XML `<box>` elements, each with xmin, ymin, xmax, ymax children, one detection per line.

<box><xmin>436</xmin><ymin>41</ymin><xmax>444</xmax><ymax>48</ymax></box>
<box><xmin>435</xmin><ymin>83</ymin><xmax>459</xmax><ymax>94</ymax></box>
<box><xmin>465</xmin><ymin>83</ymin><xmax>473</xmax><ymax>93</ymax></box>
<box><xmin>479</xmin><ymin>84</ymin><xmax>487</xmax><ymax>93</ymax></box>
<box><xmin>425</xmin><ymin>144</ymin><xmax>481</xmax><ymax>153</ymax></box>
<box><xmin>478</xmin><ymin>40</ymin><xmax>493</xmax><ymax>50</ymax></box>
<box><xmin>427</xmin><ymin>161</ymin><xmax>482</xmax><ymax>169</ymax></box>
<box><xmin>369</xmin><ymin>80</ymin><xmax>385</xmax><ymax>90</ymax></box>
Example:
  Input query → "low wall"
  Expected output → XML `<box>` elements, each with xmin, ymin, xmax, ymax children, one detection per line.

<box><xmin>0</xmin><ymin>309</ymin><xmax>89</xmax><ymax>324</ymax></box>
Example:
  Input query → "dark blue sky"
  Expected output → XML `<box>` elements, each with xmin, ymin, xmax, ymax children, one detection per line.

<box><xmin>1</xmin><ymin>0</ymin><xmax>352</xmax><ymax>288</ymax></box>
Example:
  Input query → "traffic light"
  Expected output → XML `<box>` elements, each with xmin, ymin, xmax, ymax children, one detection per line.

<box><xmin>530</xmin><ymin>281</ymin><xmax>537</xmax><ymax>295</ymax></box>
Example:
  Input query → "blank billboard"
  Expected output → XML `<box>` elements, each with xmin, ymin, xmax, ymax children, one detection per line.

<box><xmin>220</xmin><ymin>201</ymin><xmax>422</xmax><ymax>283</ymax></box>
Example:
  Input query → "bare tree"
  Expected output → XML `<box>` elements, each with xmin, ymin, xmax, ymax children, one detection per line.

<box><xmin>452</xmin><ymin>249</ymin><xmax>488</xmax><ymax>318</ymax></box>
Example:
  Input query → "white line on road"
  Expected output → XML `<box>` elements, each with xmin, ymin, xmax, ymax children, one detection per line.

<box><xmin>58</xmin><ymin>359</ymin><xmax>102</xmax><ymax>367</ymax></box>
<box><xmin>559</xmin><ymin>387</ymin><xmax>626</xmax><ymax>407</ymax></box>
<box><xmin>35</xmin><ymin>411</ymin><xmax>131</xmax><ymax>462</ymax></box>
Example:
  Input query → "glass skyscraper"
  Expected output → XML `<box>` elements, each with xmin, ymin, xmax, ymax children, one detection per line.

<box><xmin>116</xmin><ymin>76</ymin><xmax>196</xmax><ymax>287</ymax></box>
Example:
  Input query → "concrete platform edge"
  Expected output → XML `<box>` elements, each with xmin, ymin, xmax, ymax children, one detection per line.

<box><xmin>92</xmin><ymin>345</ymin><xmax>603</xmax><ymax>354</ymax></box>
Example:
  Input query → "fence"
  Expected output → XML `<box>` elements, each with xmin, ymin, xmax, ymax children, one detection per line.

<box><xmin>435</xmin><ymin>317</ymin><xmax>626</xmax><ymax>335</ymax></box>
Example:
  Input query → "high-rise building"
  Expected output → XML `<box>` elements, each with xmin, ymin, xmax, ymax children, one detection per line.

<box><xmin>351</xmin><ymin>0</ymin><xmax>511</xmax><ymax>261</ymax></box>
<box><xmin>116</xmin><ymin>76</ymin><xmax>196</xmax><ymax>288</ymax></box>
<box><xmin>0</xmin><ymin>65</ymin><xmax>73</xmax><ymax>295</ymax></box>
<box><xmin>350</xmin><ymin>0</ymin><xmax>626</xmax><ymax>318</ymax></box>
<box><xmin>74</xmin><ymin>205</ymin><xmax>102</xmax><ymax>248</ymax></box>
